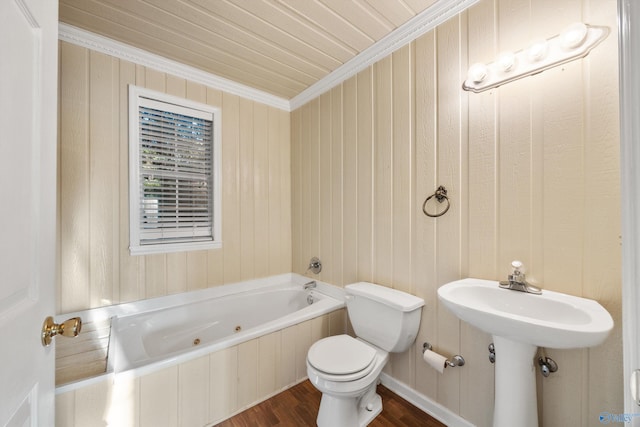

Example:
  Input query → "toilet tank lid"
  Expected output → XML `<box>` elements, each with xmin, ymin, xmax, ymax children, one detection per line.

<box><xmin>346</xmin><ymin>282</ymin><xmax>425</xmax><ymax>312</ymax></box>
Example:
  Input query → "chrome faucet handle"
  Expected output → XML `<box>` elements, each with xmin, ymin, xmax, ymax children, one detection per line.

<box><xmin>511</xmin><ymin>260</ymin><xmax>523</xmax><ymax>272</ymax></box>
<box><xmin>499</xmin><ymin>260</ymin><xmax>542</xmax><ymax>294</ymax></box>
<box><xmin>306</xmin><ymin>257</ymin><xmax>322</xmax><ymax>274</ymax></box>
<box><xmin>509</xmin><ymin>260</ymin><xmax>525</xmax><ymax>281</ymax></box>
<box><xmin>501</xmin><ymin>260</ymin><xmax>524</xmax><ymax>288</ymax></box>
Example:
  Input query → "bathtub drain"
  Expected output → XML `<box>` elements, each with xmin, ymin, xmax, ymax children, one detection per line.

<box><xmin>193</xmin><ymin>338</ymin><xmax>201</xmax><ymax>346</ymax></box>
<box><xmin>235</xmin><ymin>325</ymin><xmax>242</xmax><ymax>333</ymax></box>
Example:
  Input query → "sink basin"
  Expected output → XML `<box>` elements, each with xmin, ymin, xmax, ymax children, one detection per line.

<box><xmin>438</xmin><ymin>278</ymin><xmax>613</xmax><ymax>427</ymax></box>
<box><xmin>438</xmin><ymin>278</ymin><xmax>613</xmax><ymax>349</ymax></box>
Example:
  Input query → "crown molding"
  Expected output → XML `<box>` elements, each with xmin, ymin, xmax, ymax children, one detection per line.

<box><xmin>58</xmin><ymin>23</ymin><xmax>291</xmax><ymax>111</ymax></box>
<box><xmin>59</xmin><ymin>0</ymin><xmax>478</xmax><ymax>113</ymax></box>
<box><xmin>289</xmin><ymin>0</ymin><xmax>480</xmax><ymax>110</ymax></box>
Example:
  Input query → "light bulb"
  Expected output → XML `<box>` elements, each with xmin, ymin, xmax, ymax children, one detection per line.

<box><xmin>560</xmin><ymin>22</ymin><xmax>588</xmax><ymax>49</ymax></box>
<box><xmin>527</xmin><ymin>40</ymin><xmax>548</xmax><ymax>62</ymax></box>
<box><xmin>468</xmin><ymin>63</ymin><xmax>488</xmax><ymax>83</ymax></box>
<box><xmin>497</xmin><ymin>52</ymin><xmax>516</xmax><ymax>72</ymax></box>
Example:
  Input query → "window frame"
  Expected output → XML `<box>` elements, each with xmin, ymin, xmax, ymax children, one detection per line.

<box><xmin>128</xmin><ymin>85</ymin><xmax>222</xmax><ymax>255</ymax></box>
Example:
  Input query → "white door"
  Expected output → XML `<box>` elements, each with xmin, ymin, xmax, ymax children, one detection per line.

<box><xmin>0</xmin><ymin>0</ymin><xmax>58</xmax><ymax>425</ymax></box>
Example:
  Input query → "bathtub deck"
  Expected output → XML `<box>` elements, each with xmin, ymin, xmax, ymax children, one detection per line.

<box><xmin>214</xmin><ymin>380</ymin><xmax>446</xmax><ymax>427</ymax></box>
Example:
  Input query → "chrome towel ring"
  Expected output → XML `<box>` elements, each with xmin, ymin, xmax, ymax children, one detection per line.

<box><xmin>422</xmin><ymin>185</ymin><xmax>450</xmax><ymax>217</ymax></box>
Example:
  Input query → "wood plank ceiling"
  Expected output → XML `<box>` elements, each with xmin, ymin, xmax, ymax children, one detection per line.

<box><xmin>59</xmin><ymin>0</ymin><xmax>438</xmax><ymax>99</ymax></box>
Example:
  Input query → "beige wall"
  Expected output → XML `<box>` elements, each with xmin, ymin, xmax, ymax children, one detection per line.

<box><xmin>57</xmin><ymin>41</ymin><xmax>291</xmax><ymax>313</ymax></box>
<box><xmin>58</xmin><ymin>0</ymin><xmax>622</xmax><ymax>424</ymax></box>
<box><xmin>291</xmin><ymin>0</ymin><xmax>621</xmax><ymax>426</ymax></box>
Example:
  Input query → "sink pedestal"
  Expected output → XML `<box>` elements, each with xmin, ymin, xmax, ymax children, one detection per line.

<box><xmin>493</xmin><ymin>336</ymin><xmax>538</xmax><ymax>427</ymax></box>
<box><xmin>438</xmin><ymin>278</ymin><xmax>614</xmax><ymax>427</ymax></box>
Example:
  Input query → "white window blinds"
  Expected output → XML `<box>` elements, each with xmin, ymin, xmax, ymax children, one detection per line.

<box><xmin>129</xmin><ymin>86</ymin><xmax>221</xmax><ymax>255</ymax></box>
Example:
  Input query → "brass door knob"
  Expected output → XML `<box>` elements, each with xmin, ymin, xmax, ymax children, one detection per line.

<box><xmin>41</xmin><ymin>316</ymin><xmax>82</xmax><ymax>347</ymax></box>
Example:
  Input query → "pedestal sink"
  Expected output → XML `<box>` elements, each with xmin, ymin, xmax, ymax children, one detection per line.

<box><xmin>438</xmin><ymin>278</ymin><xmax>614</xmax><ymax>427</ymax></box>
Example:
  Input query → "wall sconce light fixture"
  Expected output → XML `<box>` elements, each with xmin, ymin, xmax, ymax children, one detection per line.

<box><xmin>462</xmin><ymin>23</ymin><xmax>609</xmax><ymax>93</ymax></box>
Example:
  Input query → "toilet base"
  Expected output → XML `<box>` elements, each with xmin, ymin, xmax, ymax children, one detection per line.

<box><xmin>359</xmin><ymin>393</ymin><xmax>382</xmax><ymax>426</ymax></box>
<box><xmin>316</xmin><ymin>388</ymin><xmax>382</xmax><ymax>427</ymax></box>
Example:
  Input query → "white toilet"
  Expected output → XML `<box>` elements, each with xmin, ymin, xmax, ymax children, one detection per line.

<box><xmin>306</xmin><ymin>282</ymin><xmax>425</xmax><ymax>427</ymax></box>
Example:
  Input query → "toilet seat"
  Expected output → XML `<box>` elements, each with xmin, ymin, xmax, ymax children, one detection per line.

<box><xmin>307</xmin><ymin>335</ymin><xmax>377</xmax><ymax>382</ymax></box>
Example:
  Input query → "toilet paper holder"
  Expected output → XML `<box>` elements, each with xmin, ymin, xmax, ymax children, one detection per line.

<box><xmin>423</xmin><ymin>342</ymin><xmax>465</xmax><ymax>368</ymax></box>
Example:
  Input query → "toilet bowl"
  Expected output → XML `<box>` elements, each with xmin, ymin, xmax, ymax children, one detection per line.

<box><xmin>306</xmin><ymin>282</ymin><xmax>424</xmax><ymax>427</ymax></box>
<box><xmin>307</xmin><ymin>334</ymin><xmax>388</xmax><ymax>427</ymax></box>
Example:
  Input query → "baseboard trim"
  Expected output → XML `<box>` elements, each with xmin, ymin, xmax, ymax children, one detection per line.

<box><xmin>379</xmin><ymin>373</ymin><xmax>476</xmax><ymax>427</ymax></box>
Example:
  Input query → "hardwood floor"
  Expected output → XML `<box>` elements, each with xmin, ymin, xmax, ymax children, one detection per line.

<box><xmin>214</xmin><ymin>380</ymin><xmax>446</xmax><ymax>427</ymax></box>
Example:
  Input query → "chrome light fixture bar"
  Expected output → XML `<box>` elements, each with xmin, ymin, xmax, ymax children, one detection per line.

<box><xmin>462</xmin><ymin>23</ymin><xmax>609</xmax><ymax>93</ymax></box>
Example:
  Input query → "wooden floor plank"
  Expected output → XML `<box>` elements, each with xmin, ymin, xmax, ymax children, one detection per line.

<box><xmin>214</xmin><ymin>380</ymin><xmax>446</xmax><ymax>426</ymax></box>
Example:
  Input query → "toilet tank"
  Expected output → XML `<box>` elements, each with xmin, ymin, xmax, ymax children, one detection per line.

<box><xmin>345</xmin><ymin>282</ymin><xmax>425</xmax><ymax>353</ymax></box>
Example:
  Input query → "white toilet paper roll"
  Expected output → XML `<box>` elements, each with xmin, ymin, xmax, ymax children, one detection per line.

<box><xmin>423</xmin><ymin>349</ymin><xmax>447</xmax><ymax>374</ymax></box>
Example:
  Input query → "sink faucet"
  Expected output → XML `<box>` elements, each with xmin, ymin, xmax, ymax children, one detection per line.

<box><xmin>499</xmin><ymin>261</ymin><xmax>542</xmax><ymax>295</ymax></box>
<box><xmin>303</xmin><ymin>280</ymin><xmax>317</xmax><ymax>290</ymax></box>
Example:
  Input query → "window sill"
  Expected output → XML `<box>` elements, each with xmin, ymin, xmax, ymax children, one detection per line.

<box><xmin>129</xmin><ymin>240</ymin><xmax>222</xmax><ymax>256</ymax></box>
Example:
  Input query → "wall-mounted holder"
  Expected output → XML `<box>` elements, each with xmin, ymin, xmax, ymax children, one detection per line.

<box><xmin>306</xmin><ymin>257</ymin><xmax>322</xmax><ymax>274</ymax></box>
<box><xmin>423</xmin><ymin>342</ymin><xmax>465</xmax><ymax>368</ymax></box>
<box><xmin>422</xmin><ymin>186</ymin><xmax>450</xmax><ymax>218</ymax></box>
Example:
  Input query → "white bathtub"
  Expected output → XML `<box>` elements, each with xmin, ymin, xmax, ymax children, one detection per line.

<box><xmin>55</xmin><ymin>274</ymin><xmax>344</xmax><ymax>393</ymax></box>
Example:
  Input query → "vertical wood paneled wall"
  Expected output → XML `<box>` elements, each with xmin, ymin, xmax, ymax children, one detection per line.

<box><xmin>55</xmin><ymin>310</ymin><xmax>345</xmax><ymax>427</ymax></box>
<box><xmin>57</xmin><ymin>41</ymin><xmax>291</xmax><ymax>313</ymax></box>
<box><xmin>291</xmin><ymin>0</ymin><xmax>621</xmax><ymax>425</ymax></box>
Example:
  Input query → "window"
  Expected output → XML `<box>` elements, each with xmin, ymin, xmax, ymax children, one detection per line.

<box><xmin>128</xmin><ymin>86</ymin><xmax>221</xmax><ymax>255</ymax></box>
